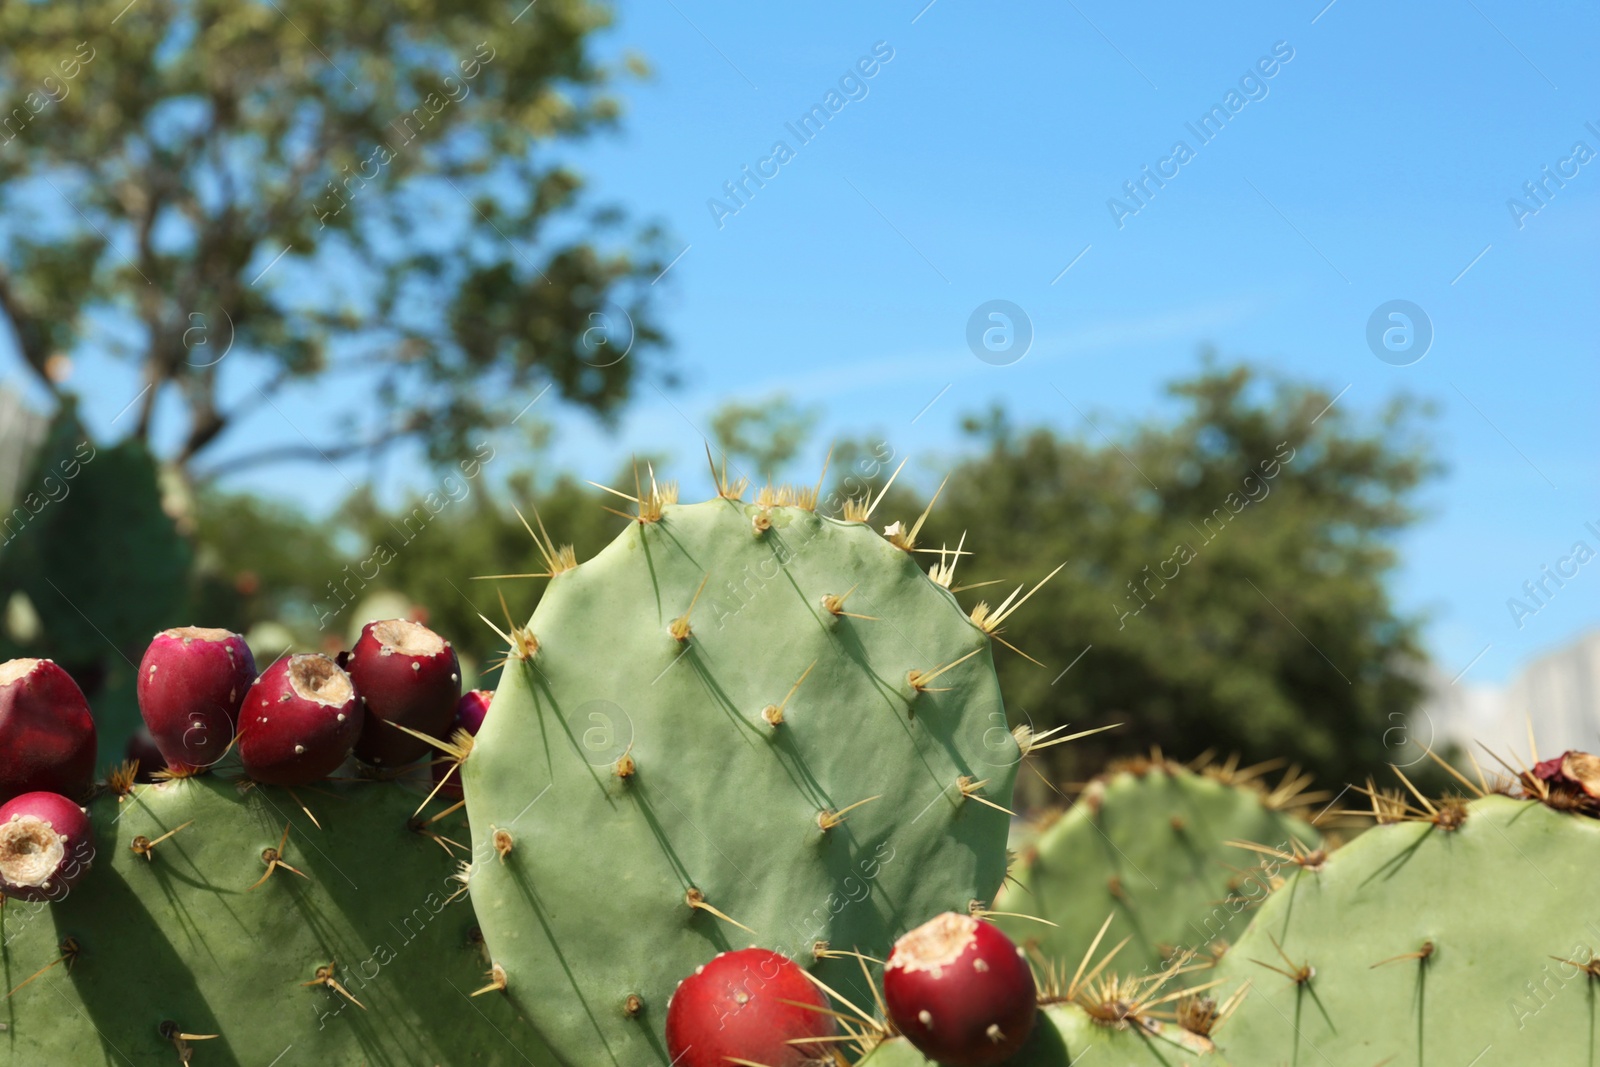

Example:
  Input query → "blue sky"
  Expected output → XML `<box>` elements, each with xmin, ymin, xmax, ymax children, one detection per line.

<box><xmin>8</xmin><ymin>0</ymin><xmax>1599</xmax><ymax>685</ymax></box>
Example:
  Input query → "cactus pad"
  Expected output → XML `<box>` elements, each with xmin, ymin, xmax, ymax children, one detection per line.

<box><xmin>1214</xmin><ymin>791</ymin><xmax>1600</xmax><ymax>1064</ymax></box>
<box><xmin>858</xmin><ymin>1002</ymin><xmax>1231</xmax><ymax>1066</ymax></box>
<box><xmin>995</xmin><ymin>758</ymin><xmax>1320</xmax><ymax>982</ymax></box>
<box><xmin>462</xmin><ymin>495</ymin><xmax>1020</xmax><ymax>1065</ymax></box>
<box><xmin>0</xmin><ymin>775</ymin><xmax>554</xmax><ymax>1065</ymax></box>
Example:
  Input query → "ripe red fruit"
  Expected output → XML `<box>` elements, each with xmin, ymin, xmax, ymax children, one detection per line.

<box><xmin>345</xmin><ymin>620</ymin><xmax>461</xmax><ymax>768</ymax></box>
<box><xmin>666</xmin><ymin>948</ymin><xmax>835</xmax><ymax>1067</ymax></box>
<box><xmin>454</xmin><ymin>688</ymin><xmax>492</xmax><ymax>736</ymax></box>
<box><xmin>237</xmin><ymin>654</ymin><xmax>363</xmax><ymax>786</ymax></box>
<box><xmin>1532</xmin><ymin>750</ymin><xmax>1600</xmax><ymax>800</ymax></box>
<box><xmin>0</xmin><ymin>659</ymin><xmax>97</xmax><ymax>803</ymax></box>
<box><xmin>884</xmin><ymin>913</ymin><xmax>1037</xmax><ymax>1066</ymax></box>
<box><xmin>434</xmin><ymin>689</ymin><xmax>492</xmax><ymax>798</ymax></box>
<box><xmin>0</xmin><ymin>791</ymin><xmax>94</xmax><ymax>902</ymax></box>
<box><xmin>136</xmin><ymin>627</ymin><xmax>257</xmax><ymax>774</ymax></box>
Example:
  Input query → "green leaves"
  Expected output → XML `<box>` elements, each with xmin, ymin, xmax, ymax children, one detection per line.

<box><xmin>909</xmin><ymin>361</ymin><xmax>1439</xmax><ymax>787</ymax></box>
<box><xmin>0</xmin><ymin>0</ymin><xmax>666</xmax><ymax>472</ymax></box>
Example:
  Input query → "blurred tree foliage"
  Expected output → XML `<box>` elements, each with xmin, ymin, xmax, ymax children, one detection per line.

<box><xmin>0</xmin><ymin>0</ymin><xmax>667</xmax><ymax>475</ymax></box>
<box><xmin>896</xmin><ymin>362</ymin><xmax>1441</xmax><ymax>789</ymax></box>
<box><xmin>186</xmin><ymin>454</ymin><xmax>633</xmax><ymax>671</ymax></box>
<box><xmin>710</xmin><ymin>394</ymin><xmax>818</xmax><ymax>481</ymax></box>
<box><xmin>179</xmin><ymin>361</ymin><xmax>1439</xmax><ymax>789</ymax></box>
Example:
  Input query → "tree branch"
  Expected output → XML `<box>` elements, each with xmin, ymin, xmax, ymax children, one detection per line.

<box><xmin>192</xmin><ymin>426</ymin><xmax>412</xmax><ymax>483</ymax></box>
<box><xmin>0</xmin><ymin>269</ymin><xmax>61</xmax><ymax>401</ymax></box>
<box><xmin>130</xmin><ymin>178</ymin><xmax>168</xmax><ymax>443</ymax></box>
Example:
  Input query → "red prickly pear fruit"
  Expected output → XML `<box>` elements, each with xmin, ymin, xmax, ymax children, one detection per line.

<box><xmin>136</xmin><ymin>627</ymin><xmax>257</xmax><ymax>774</ymax></box>
<box><xmin>883</xmin><ymin>913</ymin><xmax>1037</xmax><ymax>1066</ymax></box>
<box><xmin>125</xmin><ymin>728</ymin><xmax>168</xmax><ymax>782</ymax></box>
<box><xmin>665</xmin><ymin>948</ymin><xmax>836</xmax><ymax>1067</ymax></box>
<box><xmin>455</xmin><ymin>688</ymin><xmax>492</xmax><ymax>736</ymax></box>
<box><xmin>345</xmin><ymin>620</ymin><xmax>461</xmax><ymax>768</ymax></box>
<box><xmin>0</xmin><ymin>659</ymin><xmax>97</xmax><ymax>804</ymax></box>
<box><xmin>237</xmin><ymin>654</ymin><xmax>363</xmax><ymax>786</ymax></box>
<box><xmin>0</xmin><ymin>791</ymin><xmax>94</xmax><ymax>903</ymax></box>
<box><xmin>1532</xmin><ymin>750</ymin><xmax>1600</xmax><ymax>800</ymax></box>
<box><xmin>434</xmin><ymin>690</ymin><xmax>492</xmax><ymax>798</ymax></box>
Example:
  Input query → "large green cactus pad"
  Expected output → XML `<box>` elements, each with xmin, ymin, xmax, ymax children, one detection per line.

<box><xmin>996</xmin><ymin>760</ymin><xmax>1319</xmax><ymax>983</ymax></box>
<box><xmin>0</xmin><ymin>776</ymin><xmax>554</xmax><ymax>1066</ymax></box>
<box><xmin>463</xmin><ymin>497</ymin><xmax>1019</xmax><ymax>1065</ymax></box>
<box><xmin>857</xmin><ymin>1003</ymin><xmax>1230</xmax><ymax>1066</ymax></box>
<box><xmin>1215</xmin><ymin>794</ymin><xmax>1600</xmax><ymax>1063</ymax></box>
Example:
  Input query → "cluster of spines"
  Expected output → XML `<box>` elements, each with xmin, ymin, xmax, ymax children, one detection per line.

<box><xmin>456</xmin><ymin>450</ymin><xmax>1057</xmax><ymax>1038</ymax></box>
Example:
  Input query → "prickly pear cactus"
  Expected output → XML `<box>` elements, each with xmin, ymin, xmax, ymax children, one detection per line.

<box><xmin>858</xmin><ymin>1002</ymin><xmax>1230</xmax><ymax>1066</ymax></box>
<box><xmin>463</xmin><ymin>492</ymin><xmax>1021</xmax><ymax>1065</ymax></box>
<box><xmin>0</xmin><ymin>775</ymin><xmax>555</xmax><ymax>1065</ymax></box>
<box><xmin>1215</xmin><ymin>791</ymin><xmax>1600</xmax><ymax>1063</ymax></box>
<box><xmin>995</xmin><ymin>758</ymin><xmax>1320</xmax><ymax>982</ymax></box>
<box><xmin>0</xmin><ymin>403</ymin><xmax>191</xmax><ymax>771</ymax></box>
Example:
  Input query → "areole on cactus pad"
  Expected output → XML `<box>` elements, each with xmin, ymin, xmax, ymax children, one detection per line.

<box><xmin>994</xmin><ymin>755</ymin><xmax>1322</xmax><ymax>984</ymax></box>
<box><xmin>461</xmin><ymin>483</ymin><xmax>1042</xmax><ymax>1065</ymax></box>
<box><xmin>858</xmin><ymin>1001</ymin><xmax>1232</xmax><ymax>1066</ymax></box>
<box><xmin>0</xmin><ymin>774</ymin><xmax>556</xmax><ymax>1065</ymax></box>
<box><xmin>1213</xmin><ymin>764</ymin><xmax>1600</xmax><ymax>1064</ymax></box>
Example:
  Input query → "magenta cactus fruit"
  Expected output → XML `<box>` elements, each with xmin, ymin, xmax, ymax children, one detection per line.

<box><xmin>1532</xmin><ymin>750</ymin><xmax>1600</xmax><ymax>802</ymax></box>
<box><xmin>345</xmin><ymin>619</ymin><xmax>461</xmax><ymax>768</ymax></box>
<box><xmin>237</xmin><ymin>654</ymin><xmax>363</xmax><ymax>786</ymax></box>
<box><xmin>0</xmin><ymin>791</ymin><xmax>93</xmax><ymax>902</ymax></box>
<box><xmin>0</xmin><ymin>658</ymin><xmax>97</xmax><ymax>803</ymax></box>
<box><xmin>665</xmin><ymin>948</ymin><xmax>836</xmax><ymax>1067</ymax></box>
<box><xmin>454</xmin><ymin>688</ymin><xmax>492</xmax><ymax>736</ymax></box>
<box><xmin>883</xmin><ymin>913</ymin><xmax>1038</xmax><ymax>1066</ymax></box>
<box><xmin>434</xmin><ymin>689</ymin><xmax>491</xmax><ymax>798</ymax></box>
<box><xmin>136</xmin><ymin>626</ymin><xmax>257</xmax><ymax>773</ymax></box>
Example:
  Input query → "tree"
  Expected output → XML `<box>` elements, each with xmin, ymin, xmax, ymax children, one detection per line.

<box><xmin>180</xmin><ymin>360</ymin><xmax>1441</xmax><ymax>791</ymax></box>
<box><xmin>710</xmin><ymin>394</ymin><xmax>819</xmax><ymax>482</ymax></box>
<box><xmin>890</xmin><ymin>361</ymin><xmax>1440</xmax><ymax>789</ymax></box>
<box><xmin>183</xmin><ymin>444</ymin><xmax>637</xmax><ymax>667</ymax></box>
<box><xmin>0</xmin><ymin>0</ymin><xmax>667</xmax><ymax>476</ymax></box>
